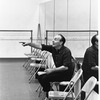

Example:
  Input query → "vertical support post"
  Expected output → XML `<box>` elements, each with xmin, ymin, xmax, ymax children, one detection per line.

<box><xmin>31</xmin><ymin>30</ymin><xmax>33</xmax><ymax>53</ymax></box>
<box><xmin>46</xmin><ymin>30</ymin><xmax>48</xmax><ymax>45</ymax></box>
<box><xmin>53</xmin><ymin>0</ymin><xmax>55</xmax><ymax>37</ymax></box>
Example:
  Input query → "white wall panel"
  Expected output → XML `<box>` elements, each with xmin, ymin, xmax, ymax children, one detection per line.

<box><xmin>45</xmin><ymin>1</ymin><xmax>54</xmax><ymax>30</ymax></box>
<box><xmin>91</xmin><ymin>0</ymin><xmax>98</xmax><ymax>29</ymax></box>
<box><xmin>0</xmin><ymin>32</ymin><xmax>31</xmax><ymax>58</ymax></box>
<box><xmin>68</xmin><ymin>0</ymin><xmax>90</xmax><ymax>30</ymax></box>
<box><xmin>55</xmin><ymin>0</ymin><xmax>68</xmax><ymax>30</ymax></box>
<box><xmin>0</xmin><ymin>0</ymin><xmax>98</xmax><ymax>57</ymax></box>
<box><xmin>40</xmin><ymin>0</ymin><xmax>98</xmax><ymax>57</ymax></box>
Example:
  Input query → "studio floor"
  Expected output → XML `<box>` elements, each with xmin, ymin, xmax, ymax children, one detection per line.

<box><xmin>0</xmin><ymin>58</ymin><xmax>99</xmax><ymax>100</ymax></box>
<box><xmin>0</xmin><ymin>58</ymin><xmax>45</xmax><ymax>100</ymax></box>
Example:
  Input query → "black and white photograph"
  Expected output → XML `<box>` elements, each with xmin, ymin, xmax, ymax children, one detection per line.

<box><xmin>0</xmin><ymin>0</ymin><xmax>99</xmax><ymax>100</ymax></box>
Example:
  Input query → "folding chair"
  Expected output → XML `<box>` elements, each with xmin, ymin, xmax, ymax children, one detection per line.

<box><xmin>35</xmin><ymin>52</ymin><xmax>56</xmax><ymax>97</ymax></box>
<box><xmin>51</xmin><ymin>57</ymin><xmax>81</xmax><ymax>91</ymax></box>
<box><xmin>48</xmin><ymin>68</ymin><xmax>83</xmax><ymax>100</ymax></box>
<box><xmin>86</xmin><ymin>90</ymin><xmax>99</xmax><ymax>100</ymax></box>
<box><xmin>59</xmin><ymin>57</ymin><xmax>81</xmax><ymax>87</ymax></box>
<box><xmin>28</xmin><ymin>51</ymin><xmax>47</xmax><ymax>75</ymax></box>
<box><xmin>29</xmin><ymin>51</ymin><xmax>48</xmax><ymax>83</ymax></box>
<box><xmin>23</xmin><ymin>48</ymin><xmax>41</xmax><ymax>69</ymax></box>
<box><xmin>74</xmin><ymin>76</ymin><xmax>97</xmax><ymax>100</ymax></box>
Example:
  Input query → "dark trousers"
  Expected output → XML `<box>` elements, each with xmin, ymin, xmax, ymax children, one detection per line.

<box><xmin>37</xmin><ymin>70</ymin><xmax>73</xmax><ymax>92</ymax></box>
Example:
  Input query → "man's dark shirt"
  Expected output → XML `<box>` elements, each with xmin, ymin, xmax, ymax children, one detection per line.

<box><xmin>82</xmin><ymin>45</ymin><xmax>98</xmax><ymax>81</ymax></box>
<box><xmin>42</xmin><ymin>44</ymin><xmax>73</xmax><ymax>72</ymax></box>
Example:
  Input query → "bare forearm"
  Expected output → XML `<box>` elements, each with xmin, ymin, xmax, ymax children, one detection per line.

<box><xmin>44</xmin><ymin>66</ymin><xmax>68</xmax><ymax>74</ymax></box>
<box><xmin>22</xmin><ymin>42</ymin><xmax>42</xmax><ymax>49</ymax></box>
<box><xmin>51</xmin><ymin>66</ymin><xmax>68</xmax><ymax>72</ymax></box>
<box><xmin>56</xmin><ymin>66</ymin><xmax>68</xmax><ymax>70</ymax></box>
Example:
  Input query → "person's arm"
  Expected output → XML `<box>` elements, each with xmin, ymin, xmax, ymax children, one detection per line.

<box><xmin>22</xmin><ymin>42</ymin><xmax>42</xmax><ymax>49</ymax></box>
<box><xmin>45</xmin><ymin>52</ymin><xmax>71</xmax><ymax>73</ymax></box>
<box><xmin>86</xmin><ymin>49</ymin><xmax>98</xmax><ymax>71</ymax></box>
<box><xmin>44</xmin><ymin>66</ymin><xmax>68</xmax><ymax>74</ymax></box>
<box><xmin>45</xmin><ymin>50</ymin><xmax>71</xmax><ymax>74</ymax></box>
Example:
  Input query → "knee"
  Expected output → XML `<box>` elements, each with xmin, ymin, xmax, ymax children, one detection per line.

<box><xmin>37</xmin><ymin>73</ymin><xmax>48</xmax><ymax>83</ymax></box>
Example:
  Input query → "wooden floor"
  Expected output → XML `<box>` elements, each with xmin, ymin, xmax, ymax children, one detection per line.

<box><xmin>0</xmin><ymin>58</ymin><xmax>45</xmax><ymax>100</ymax></box>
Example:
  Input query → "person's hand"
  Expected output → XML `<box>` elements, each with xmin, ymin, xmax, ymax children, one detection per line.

<box><xmin>19</xmin><ymin>42</ymin><xmax>26</xmax><ymax>46</ymax></box>
<box><xmin>19</xmin><ymin>42</ymin><xmax>29</xmax><ymax>47</ymax></box>
<box><xmin>91</xmin><ymin>66</ymin><xmax>98</xmax><ymax>70</ymax></box>
<box><xmin>44</xmin><ymin>68</ymin><xmax>53</xmax><ymax>74</ymax></box>
<box><xmin>22</xmin><ymin>42</ymin><xmax>28</xmax><ymax>46</ymax></box>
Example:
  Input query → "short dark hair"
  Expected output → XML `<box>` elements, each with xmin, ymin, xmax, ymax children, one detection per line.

<box><xmin>58</xmin><ymin>34</ymin><xmax>66</xmax><ymax>45</ymax></box>
<box><xmin>91</xmin><ymin>34</ymin><xmax>98</xmax><ymax>45</ymax></box>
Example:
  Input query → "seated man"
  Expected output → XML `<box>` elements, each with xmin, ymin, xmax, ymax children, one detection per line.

<box><xmin>22</xmin><ymin>34</ymin><xmax>74</xmax><ymax>99</ymax></box>
<box><xmin>82</xmin><ymin>34</ymin><xmax>98</xmax><ymax>93</ymax></box>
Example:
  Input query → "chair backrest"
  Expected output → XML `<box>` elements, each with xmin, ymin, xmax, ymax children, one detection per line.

<box><xmin>82</xmin><ymin>76</ymin><xmax>97</xmax><ymax>100</ymax></box>
<box><xmin>71</xmin><ymin>57</ymin><xmax>82</xmax><ymax>77</ymax></box>
<box><xmin>71</xmin><ymin>68</ymin><xmax>83</xmax><ymax>84</ymax></box>
<box><xmin>64</xmin><ymin>69</ymin><xmax>83</xmax><ymax>92</ymax></box>
<box><xmin>74</xmin><ymin>76</ymin><xmax>97</xmax><ymax>100</ymax></box>
<box><xmin>63</xmin><ymin>69</ymin><xmax>83</xmax><ymax>100</ymax></box>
